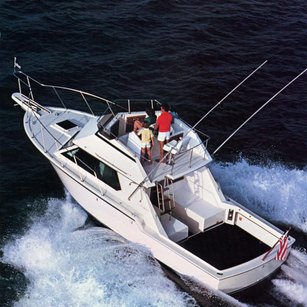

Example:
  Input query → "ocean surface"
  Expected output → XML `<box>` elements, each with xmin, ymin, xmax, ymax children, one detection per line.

<box><xmin>0</xmin><ymin>1</ymin><xmax>306</xmax><ymax>306</ymax></box>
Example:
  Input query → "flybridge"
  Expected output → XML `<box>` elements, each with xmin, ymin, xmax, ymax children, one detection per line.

<box><xmin>12</xmin><ymin>57</ymin><xmax>307</xmax><ymax>192</ymax></box>
<box><xmin>12</xmin><ymin>58</ymin><xmax>212</xmax><ymax>183</ymax></box>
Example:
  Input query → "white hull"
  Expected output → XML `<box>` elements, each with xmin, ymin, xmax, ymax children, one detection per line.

<box><xmin>52</xmin><ymin>162</ymin><xmax>290</xmax><ymax>293</ymax></box>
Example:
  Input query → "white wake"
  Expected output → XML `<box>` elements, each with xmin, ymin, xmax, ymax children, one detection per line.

<box><xmin>211</xmin><ymin>158</ymin><xmax>307</xmax><ymax>232</ymax></box>
<box><xmin>272</xmin><ymin>249</ymin><xmax>307</xmax><ymax>306</ymax></box>
<box><xmin>2</xmin><ymin>195</ymin><xmax>197</xmax><ymax>307</ymax></box>
<box><xmin>211</xmin><ymin>158</ymin><xmax>307</xmax><ymax>306</ymax></box>
<box><xmin>3</xmin><ymin>159</ymin><xmax>306</xmax><ymax>306</ymax></box>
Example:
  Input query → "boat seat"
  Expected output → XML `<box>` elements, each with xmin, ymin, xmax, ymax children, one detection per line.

<box><xmin>168</xmin><ymin>131</ymin><xmax>184</xmax><ymax>143</ymax></box>
<box><xmin>126</xmin><ymin>131</ymin><xmax>142</xmax><ymax>158</ymax></box>
<box><xmin>159</xmin><ymin>213</ymin><xmax>189</xmax><ymax>242</ymax></box>
<box><xmin>163</xmin><ymin>136</ymin><xmax>189</xmax><ymax>154</ymax></box>
<box><xmin>172</xmin><ymin>187</ymin><xmax>225</xmax><ymax>233</ymax></box>
<box><xmin>186</xmin><ymin>199</ymin><xmax>224</xmax><ymax>233</ymax></box>
<box><xmin>163</xmin><ymin>136</ymin><xmax>190</xmax><ymax>164</ymax></box>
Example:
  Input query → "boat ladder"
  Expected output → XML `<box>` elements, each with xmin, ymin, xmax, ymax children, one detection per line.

<box><xmin>156</xmin><ymin>176</ymin><xmax>175</xmax><ymax>215</ymax></box>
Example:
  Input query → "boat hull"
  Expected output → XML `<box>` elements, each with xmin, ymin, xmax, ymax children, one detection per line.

<box><xmin>51</xmin><ymin>162</ymin><xmax>287</xmax><ymax>294</ymax></box>
<box><xmin>11</xmin><ymin>66</ymin><xmax>296</xmax><ymax>296</ymax></box>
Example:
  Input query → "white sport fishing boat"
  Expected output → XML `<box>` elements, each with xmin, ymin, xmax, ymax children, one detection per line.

<box><xmin>12</xmin><ymin>59</ymin><xmax>303</xmax><ymax>294</ymax></box>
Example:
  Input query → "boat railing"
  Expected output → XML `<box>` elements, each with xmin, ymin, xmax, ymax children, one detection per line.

<box><xmin>97</xmin><ymin>98</ymin><xmax>162</xmax><ymax>140</ymax></box>
<box><xmin>193</xmin><ymin>127</ymin><xmax>210</xmax><ymax>144</ymax></box>
<box><xmin>128</xmin><ymin>136</ymin><xmax>211</xmax><ymax>201</ymax></box>
<box><xmin>156</xmin><ymin>137</ymin><xmax>210</xmax><ymax>178</ymax></box>
<box><xmin>13</xmin><ymin>58</ymin><xmax>127</xmax><ymax>118</ymax></box>
<box><xmin>14</xmin><ymin>59</ymin><xmax>162</xmax><ymax>122</ymax></box>
<box><xmin>113</xmin><ymin>98</ymin><xmax>162</xmax><ymax>114</ymax></box>
<box><xmin>24</xmin><ymin>106</ymin><xmax>63</xmax><ymax>154</ymax></box>
<box><xmin>171</xmin><ymin>139</ymin><xmax>209</xmax><ymax>171</ymax></box>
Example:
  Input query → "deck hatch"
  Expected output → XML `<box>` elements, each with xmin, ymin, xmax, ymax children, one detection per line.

<box><xmin>56</xmin><ymin>120</ymin><xmax>77</xmax><ymax>130</ymax></box>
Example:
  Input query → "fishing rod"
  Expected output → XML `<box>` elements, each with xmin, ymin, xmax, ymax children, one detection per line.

<box><xmin>213</xmin><ymin>67</ymin><xmax>307</xmax><ymax>155</ymax></box>
<box><xmin>155</xmin><ymin>61</ymin><xmax>267</xmax><ymax>137</ymax></box>
<box><xmin>189</xmin><ymin>60</ymin><xmax>268</xmax><ymax>133</ymax></box>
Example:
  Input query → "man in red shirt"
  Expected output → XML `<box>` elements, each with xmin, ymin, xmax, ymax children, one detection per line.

<box><xmin>155</xmin><ymin>104</ymin><xmax>173</xmax><ymax>162</ymax></box>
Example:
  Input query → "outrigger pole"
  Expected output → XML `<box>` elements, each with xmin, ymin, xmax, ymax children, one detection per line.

<box><xmin>213</xmin><ymin>67</ymin><xmax>307</xmax><ymax>155</ymax></box>
<box><xmin>188</xmin><ymin>60</ymin><xmax>268</xmax><ymax>133</ymax></box>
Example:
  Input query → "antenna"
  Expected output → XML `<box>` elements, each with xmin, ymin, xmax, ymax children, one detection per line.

<box><xmin>213</xmin><ymin>68</ymin><xmax>307</xmax><ymax>155</ymax></box>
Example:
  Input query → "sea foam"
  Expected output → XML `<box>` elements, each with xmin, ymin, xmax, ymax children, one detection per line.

<box><xmin>2</xmin><ymin>195</ymin><xmax>196</xmax><ymax>307</ymax></box>
<box><xmin>211</xmin><ymin>159</ymin><xmax>307</xmax><ymax>233</ymax></box>
<box><xmin>211</xmin><ymin>159</ymin><xmax>307</xmax><ymax>305</ymax></box>
<box><xmin>272</xmin><ymin>249</ymin><xmax>307</xmax><ymax>306</ymax></box>
<box><xmin>2</xmin><ymin>159</ymin><xmax>307</xmax><ymax>306</ymax></box>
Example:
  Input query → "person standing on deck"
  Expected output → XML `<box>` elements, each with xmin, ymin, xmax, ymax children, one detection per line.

<box><xmin>138</xmin><ymin>122</ymin><xmax>154</xmax><ymax>163</ymax></box>
<box><xmin>155</xmin><ymin>104</ymin><xmax>173</xmax><ymax>162</ymax></box>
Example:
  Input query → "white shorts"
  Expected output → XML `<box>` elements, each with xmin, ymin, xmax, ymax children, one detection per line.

<box><xmin>141</xmin><ymin>142</ymin><xmax>151</xmax><ymax>149</ymax></box>
<box><xmin>157</xmin><ymin>131</ymin><xmax>170</xmax><ymax>142</ymax></box>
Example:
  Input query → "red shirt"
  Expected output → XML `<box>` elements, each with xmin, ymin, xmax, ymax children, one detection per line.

<box><xmin>156</xmin><ymin>111</ymin><xmax>172</xmax><ymax>132</ymax></box>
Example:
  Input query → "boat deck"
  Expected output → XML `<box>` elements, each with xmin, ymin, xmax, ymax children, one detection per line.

<box><xmin>179</xmin><ymin>224</ymin><xmax>269</xmax><ymax>270</ymax></box>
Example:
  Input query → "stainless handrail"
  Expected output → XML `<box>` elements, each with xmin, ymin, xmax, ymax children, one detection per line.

<box><xmin>169</xmin><ymin>138</ymin><xmax>209</xmax><ymax>175</ymax></box>
<box><xmin>114</xmin><ymin>98</ymin><xmax>161</xmax><ymax>105</ymax></box>
<box><xmin>14</xmin><ymin>61</ymin><xmax>212</xmax><ymax>149</ymax></box>
<box><xmin>22</xmin><ymin>97</ymin><xmax>63</xmax><ymax>149</ymax></box>
<box><xmin>128</xmin><ymin>147</ymin><xmax>179</xmax><ymax>201</ymax></box>
<box><xmin>179</xmin><ymin>117</ymin><xmax>210</xmax><ymax>144</ymax></box>
<box><xmin>128</xmin><ymin>134</ymin><xmax>210</xmax><ymax>200</ymax></box>
<box><xmin>13</xmin><ymin>67</ymin><xmax>126</xmax><ymax>117</ymax></box>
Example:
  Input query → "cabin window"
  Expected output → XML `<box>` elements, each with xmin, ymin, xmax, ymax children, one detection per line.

<box><xmin>110</xmin><ymin>119</ymin><xmax>120</xmax><ymax>138</ymax></box>
<box><xmin>63</xmin><ymin>148</ymin><xmax>121</xmax><ymax>190</ymax></box>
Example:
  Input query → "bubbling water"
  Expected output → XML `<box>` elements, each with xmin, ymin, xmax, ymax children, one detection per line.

<box><xmin>211</xmin><ymin>158</ymin><xmax>307</xmax><ymax>232</ymax></box>
<box><xmin>2</xmin><ymin>195</ymin><xmax>197</xmax><ymax>307</ymax></box>
<box><xmin>2</xmin><ymin>159</ymin><xmax>307</xmax><ymax>306</ymax></box>
<box><xmin>211</xmin><ymin>158</ymin><xmax>307</xmax><ymax>306</ymax></box>
<box><xmin>272</xmin><ymin>249</ymin><xmax>307</xmax><ymax>306</ymax></box>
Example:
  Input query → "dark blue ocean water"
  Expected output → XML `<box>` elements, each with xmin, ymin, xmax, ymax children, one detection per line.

<box><xmin>1</xmin><ymin>1</ymin><xmax>306</xmax><ymax>306</ymax></box>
